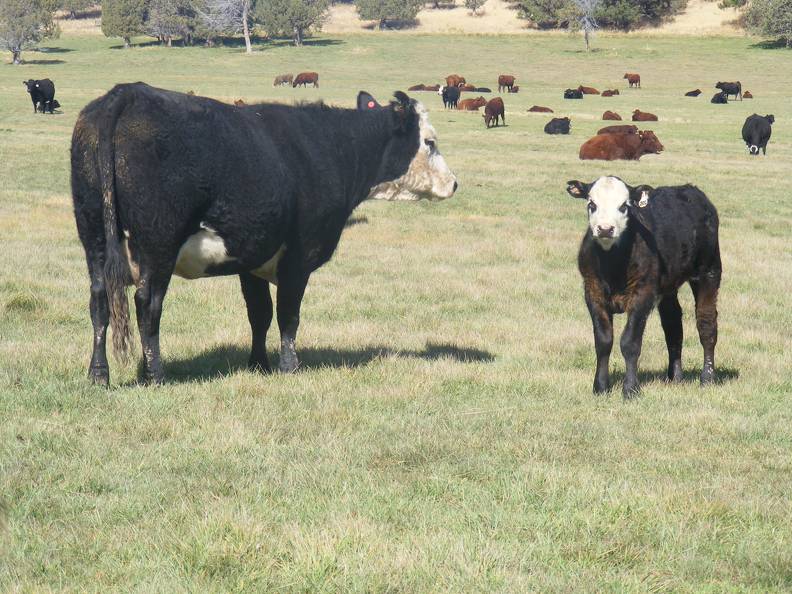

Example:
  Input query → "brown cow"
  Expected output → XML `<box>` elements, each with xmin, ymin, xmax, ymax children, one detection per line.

<box><xmin>187</xmin><ymin>90</ymin><xmax>195</xmax><ymax>95</ymax></box>
<box><xmin>624</xmin><ymin>73</ymin><xmax>641</xmax><ymax>88</ymax></box>
<box><xmin>508</xmin><ymin>85</ymin><xmax>520</xmax><ymax>93</ymax></box>
<box><xmin>685</xmin><ymin>89</ymin><xmax>702</xmax><ymax>97</ymax></box>
<box><xmin>273</xmin><ymin>73</ymin><xmax>293</xmax><ymax>86</ymax></box>
<box><xmin>483</xmin><ymin>97</ymin><xmax>505</xmax><ymax>128</ymax></box>
<box><xmin>743</xmin><ymin>91</ymin><xmax>753</xmax><ymax>98</ymax></box>
<box><xmin>424</xmin><ymin>84</ymin><xmax>441</xmax><ymax>92</ymax></box>
<box><xmin>598</xmin><ymin>124</ymin><xmax>638</xmax><ymax>135</ymax></box>
<box><xmin>632</xmin><ymin>109</ymin><xmax>658</xmax><ymax>122</ymax></box>
<box><xmin>408</xmin><ymin>83</ymin><xmax>426</xmax><ymax>91</ymax></box>
<box><xmin>579</xmin><ymin>131</ymin><xmax>663</xmax><ymax>161</ymax></box>
<box><xmin>578</xmin><ymin>85</ymin><xmax>600</xmax><ymax>95</ymax></box>
<box><xmin>446</xmin><ymin>74</ymin><xmax>466</xmax><ymax>88</ymax></box>
<box><xmin>234</xmin><ymin>99</ymin><xmax>246</xmax><ymax>107</ymax></box>
<box><xmin>457</xmin><ymin>96</ymin><xmax>487</xmax><ymax>111</ymax></box>
<box><xmin>459</xmin><ymin>83</ymin><xmax>476</xmax><ymax>92</ymax></box>
<box><xmin>293</xmin><ymin>72</ymin><xmax>319</xmax><ymax>88</ymax></box>
<box><xmin>528</xmin><ymin>105</ymin><xmax>554</xmax><ymax>113</ymax></box>
<box><xmin>498</xmin><ymin>74</ymin><xmax>516</xmax><ymax>92</ymax></box>
<box><xmin>603</xmin><ymin>110</ymin><xmax>622</xmax><ymax>121</ymax></box>
<box><xmin>601</xmin><ymin>89</ymin><xmax>620</xmax><ymax>97</ymax></box>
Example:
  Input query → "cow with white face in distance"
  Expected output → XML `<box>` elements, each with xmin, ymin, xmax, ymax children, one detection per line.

<box><xmin>566</xmin><ymin>176</ymin><xmax>721</xmax><ymax>398</ymax></box>
<box><xmin>71</xmin><ymin>84</ymin><xmax>457</xmax><ymax>385</ymax></box>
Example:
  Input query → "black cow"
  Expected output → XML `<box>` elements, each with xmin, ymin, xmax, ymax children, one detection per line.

<box><xmin>475</xmin><ymin>87</ymin><xmax>492</xmax><ymax>93</ymax></box>
<box><xmin>438</xmin><ymin>85</ymin><xmax>460</xmax><ymax>109</ymax></box>
<box><xmin>566</xmin><ymin>177</ymin><xmax>721</xmax><ymax>397</ymax></box>
<box><xmin>715</xmin><ymin>81</ymin><xmax>741</xmax><ymax>101</ymax></box>
<box><xmin>544</xmin><ymin>117</ymin><xmax>570</xmax><ymax>134</ymax></box>
<box><xmin>70</xmin><ymin>84</ymin><xmax>457</xmax><ymax>385</ymax></box>
<box><xmin>742</xmin><ymin>114</ymin><xmax>774</xmax><ymax>155</ymax></box>
<box><xmin>685</xmin><ymin>89</ymin><xmax>702</xmax><ymax>97</ymax></box>
<box><xmin>710</xmin><ymin>91</ymin><xmax>728</xmax><ymax>104</ymax></box>
<box><xmin>23</xmin><ymin>79</ymin><xmax>57</xmax><ymax>113</ymax></box>
<box><xmin>564</xmin><ymin>88</ymin><xmax>583</xmax><ymax>99</ymax></box>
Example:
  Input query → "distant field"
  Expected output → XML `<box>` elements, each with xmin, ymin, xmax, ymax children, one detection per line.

<box><xmin>1</xmin><ymin>34</ymin><xmax>791</xmax><ymax>592</ymax></box>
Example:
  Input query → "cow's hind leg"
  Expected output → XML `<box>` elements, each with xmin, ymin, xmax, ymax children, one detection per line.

<box><xmin>240</xmin><ymin>272</ymin><xmax>273</xmax><ymax>372</ymax></box>
<box><xmin>86</xmin><ymin>247</ymin><xmax>111</xmax><ymax>385</ymax></box>
<box><xmin>658</xmin><ymin>293</ymin><xmax>683</xmax><ymax>382</ymax></box>
<box><xmin>133</xmin><ymin>272</ymin><xmax>171</xmax><ymax>384</ymax></box>
<box><xmin>276</xmin><ymin>265</ymin><xmax>309</xmax><ymax>373</ymax></box>
<box><xmin>690</xmin><ymin>272</ymin><xmax>720</xmax><ymax>385</ymax></box>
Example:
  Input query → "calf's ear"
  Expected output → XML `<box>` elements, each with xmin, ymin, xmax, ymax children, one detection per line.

<box><xmin>631</xmin><ymin>184</ymin><xmax>653</xmax><ymax>208</ymax></box>
<box><xmin>356</xmin><ymin>91</ymin><xmax>381</xmax><ymax>111</ymax></box>
<box><xmin>566</xmin><ymin>180</ymin><xmax>591</xmax><ymax>199</ymax></box>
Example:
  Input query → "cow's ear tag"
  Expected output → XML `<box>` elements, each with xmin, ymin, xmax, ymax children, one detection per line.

<box><xmin>638</xmin><ymin>191</ymin><xmax>649</xmax><ymax>208</ymax></box>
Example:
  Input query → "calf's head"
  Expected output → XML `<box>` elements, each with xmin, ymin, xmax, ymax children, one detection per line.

<box><xmin>359</xmin><ymin>91</ymin><xmax>457</xmax><ymax>201</ymax></box>
<box><xmin>566</xmin><ymin>176</ymin><xmax>653</xmax><ymax>250</ymax></box>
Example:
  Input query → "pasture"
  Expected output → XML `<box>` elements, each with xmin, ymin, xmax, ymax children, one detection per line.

<box><xmin>1</xmin><ymin>33</ymin><xmax>791</xmax><ymax>591</ymax></box>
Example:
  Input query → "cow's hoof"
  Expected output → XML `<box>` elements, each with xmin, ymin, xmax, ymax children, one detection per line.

<box><xmin>88</xmin><ymin>367</ymin><xmax>109</xmax><ymax>386</ymax></box>
<box><xmin>622</xmin><ymin>383</ymin><xmax>641</xmax><ymax>399</ymax></box>
<box><xmin>279</xmin><ymin>356</ymin><xmax>299</xmax><ymax>374</ymax></box>
<box><xmin>593</xmin><ymin>379</ymin><xmax>610</xmax><ymax>394</ymax></box>
<box><xmin>700</xmin><ymin>370</ymin><xmax>716</xmax><ymax>385</ymax></box>
<box><xmin>248</xmin><ymin>358</ymin><xmax>272</xmax><ymax>374</ymax></box>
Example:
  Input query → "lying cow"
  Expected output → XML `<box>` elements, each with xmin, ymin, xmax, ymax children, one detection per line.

<box><xmin>439</xmin><ymin>85</ymin><xmax>460</xmax><ymax>109</ymax></box>
<box><xmin>498</xmin><ymin>74</ymin><xmax>515</xmax><ymax>92</ymax></box>
<box><xmin>710</xmin><ymin>92</ymin><xmax>728</xmax><ymax>104</ymax></box>
<box><xmin>446</xmin><ymin>74</ymin><xmax>466</xmax><ymax>88</ymax></box>
<box><xmin>685</xmin><ymin>89</ymin><xmax>702</xmax><ymax>97</ymax></box>
<box><xmin>601</xmin><ymin>89</ymin><xmax>620</xmax><ymax>97</ymax></box>
<box><xmin>742</xmin><ymin>113</ymin><xmax>774</xmax><ymax>155</ymax></box>
<box><xmin>632</xmin><ymin>109</ymin><xmax>658</xmax><ymax>122</ymax></box>
<box><xmin>293</xmin><ymin>72</ymin><xmax>319</xmax><ymax>87</ymax></box>
<box><xmin>457</xmin><ymin>96</ymin><xmax>487</xmax><ymax>111</ymax></box>
<box><xmin>475</xmin><ymin>87</ymin><xmax>492</xmax><ymax>93</ymax></box>
<box><xmin>70</xmin><ymin>85</ymin><xmax>457</xmax><ymax>385</ymax></box>
<box><xmin>743</xmin><ymin>91</ymin><xmax>753</xmax><ymax>99</ymax></box>
<box><xmin>507</xmin><ymin>86</ymin><xmax>520</xmax><ymax>93</ymax></box>
<box><xmin>566</xmin><ymin>176</ymin><xmax>721</xmax><ymax>397</ymax></box>
<box><xmin>424</xmin><ymin>84</ymin><xmax>441</xmax><ymax>92</ymax></box>
<box><xmin>24</xmin><ymin>78</ymin><xmax>58</xmax><ymax>114</ymax></box>
<box><xmin>483</xmin><ymin>97</ymin><xmax>505</xmax><ymax>128</ymax></box>
<box><xmin>564</xmin><ymin>88</ymin><xmax>583</xmax><ymax>99</ymax></box>
<box><xmin>602</xmin><ymin>110</ymin><xmax>622</xmax><ymax>121</ymax></box>
<box><xmin>544</xmin><ymin>117</ymin><xmax>570</xmax><ymax>135</ymax></box>
<box><xmin>579</xmin><ymin>130</ymin><xmax>663</xmax><ymax>161</ymax></box>
<box><xmin>578</xmin><ymin>85</ymin><xmax>600</xmax><ymax>95</ymax></box>
<box><xmin>408</xmin><ymin>83</ymin><xmax>426</xmax><ymax>91</ymax></box>
<box><xmin>529</xmin><ymin>105</ymin><xmax>553</xmax><ymax>113</ymax></box>
<box><xmin>715</xmin><ymin>81</ymin><xmax>741</xmax><ymax>100</ymax></box>
<box><xmin>273</xmin><ymin>73</ymin><xmax>293</xmax><ymax>86</ymax></box>
<box><xmin>598</xmin><ymin>124</ymin><xmax>638</xmax><ymax>135</ymax></box>
<box><xmin>623</xmin><ymin>73</ymin><xmax>641</xmax><ymax>88</ymax></box>
<box><xmin>459</xmin><ymin>84</ymin><xmax>476</xmax><ymax>92</ymax></box>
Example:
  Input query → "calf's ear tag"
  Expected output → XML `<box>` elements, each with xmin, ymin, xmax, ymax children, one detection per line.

<box><xmin>638</xmin><ymin>191</ymin><xmax>649</xmax><ymax>208</ymax></box>
<box><xmin>367</xmin><ymin>100</ymin><xmax>376</xmax><ymax>109</ymax></box>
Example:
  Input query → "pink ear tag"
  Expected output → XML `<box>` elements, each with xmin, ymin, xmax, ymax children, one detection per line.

<box><xmin>367</xmin><ymin>101</ymin><xmax>375</xmax><ymax>109</ymax></box>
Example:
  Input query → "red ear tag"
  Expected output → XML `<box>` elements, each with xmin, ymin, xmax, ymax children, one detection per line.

<box><xmin>367</xmin><ymin>101</ymin><xmax>375</xmax><ymax>108</ymax></box>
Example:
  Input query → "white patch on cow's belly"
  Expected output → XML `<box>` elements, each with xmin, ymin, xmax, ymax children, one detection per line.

<box><xmin>250</xmin><ymin>244</ymin><xmax>286</xmax><ymax>284</ymax></box>
<box><xmin>173</xmin><ymin>225</ymin><xmax>235</xmax><ymax>279</ymax></box>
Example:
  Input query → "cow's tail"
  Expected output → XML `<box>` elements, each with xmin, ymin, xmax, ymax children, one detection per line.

<box><xmin>98</xmin><ymin>86</ymin><xmax>134</xmax><ymax>363</ymax></box>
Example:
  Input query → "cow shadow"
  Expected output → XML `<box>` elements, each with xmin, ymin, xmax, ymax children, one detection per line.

<box><xmin>362</xmin><ymin>19</ymin><xmax>419</xmax><ymax>30</ymax></box>
<box><xmin>17</xmin><ymin>59</ymin><xmax>65</xmax><ymax>65</ymax></box>
<box><xmin>37</xmin><ymin>47</ymin><xmax>75</xmax><ymax>53</ymax></box>
<box><xmin>609</xmin><ymin>366</ymin><xmax>740</xmax><ymax>388</ymax></box>
<box><xmin>749</xmin><ymin>39</ymin><xmax>790</xmax><ymax>50</ymax></box>
<box><xmin>161</xmin><ymin>342</ymin><xmax>494</xmax><ymax>383</ymax></box>
<box><xmin>268</xmin><ymin>38</ymin><xmax>344</xmax><ymax>48</ymax></box>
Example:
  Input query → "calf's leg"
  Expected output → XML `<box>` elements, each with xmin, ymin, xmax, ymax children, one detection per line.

<box><xmin>690</xmin><ymin>274</ymin><xmax>719</xmax><ymax>385</ymax></box>
<box><xmin>658</xmin><ymin>293</ymin><xmax>683</xmax><ymax>382</ymax></box>
<box><xmin>586</xmin><ymin>297</ymin><xmax>613</xmax><ymax>394</ymax></box>
<box><xmin>239</xmin><ymin>272</ymin><xmax>273</xmax><ymax>372</ymax></box>
<box><xmin>620</xmin><ymin>298</ymin><xmax>653</xmax><ymax>398</ymax></box>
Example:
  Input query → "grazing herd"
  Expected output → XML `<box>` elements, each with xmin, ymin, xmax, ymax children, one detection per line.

<box><xmin>17</xmin><ymin>64</ymin><xmax>776</xmax><ymax>397</ymax></box>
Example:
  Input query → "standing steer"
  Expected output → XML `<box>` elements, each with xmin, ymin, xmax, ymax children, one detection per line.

<box><xmin>438</xmin><ymin>85</ymin><xmax>460</xmax><ymax>109</ymax></box>
<box><xmin>623</xmin><ymin>73</ymin><xmax>641</xmax><ymax>88</ymax></box>
<box><xmin>23</xmin><ymin>79</ymin><xmax>57</xmax><ymax>113</ymax></box>
<box><xmin>292</xmin><ymin>72</ymin><xmax>319</xmax><ymax>87</ymax></box>
<box><xmin>742</xmin><ymin>114</ymin><xmax>774</xmax><ymax>155</ymax></box>
<box><xmin>482</xmin><ymin>97</ymin><xmax>505</xmax><ymax>128</ymax></box>
<box><xmin>566</xmin><ymin>177</ymin><xmax>721</xmax><ymax>397</ymax></box>
<box><xmin>273</xmin><ymin>73</ymin><xmax>293</xmax><ymax>86</ymax></box>
<box><xmin>70</xmin><ymin>85</ymin><xmax>457</xmax><ymax>385</ymax></box>
<box><xmin>715</xmin><ymin>81</ymin><xmax>741</xmax><ymax>100</ymax></box>
<box><xmin>498</xmin><ymin>75</ymin><xmax>515</xmax><ymax>92</ymax></box>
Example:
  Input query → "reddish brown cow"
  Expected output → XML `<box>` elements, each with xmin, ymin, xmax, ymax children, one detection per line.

<box><xmin>601</xmin><ymin>89</ymin><xmax>620</xmax><ymax>97</ymax></box>
<box><xmin>293</xmin><ymin>72</ymin><xmax>319</xmax><ymax>88</ymax></box>
<box><xmin>408</xmin><ymin>84</ymin><xmax>426</xmax><ymax>91</ymax></box>
<box><xmin>446</xmin><ymin>74</ymin><xmax>466</xmax><ymax>88</ymax></box>
<box><xmin>459</xmin><ymin>83</ymin><xmax>476</xmax><ymax>92</ymax></box>
<box><xmin>498</xmin><ymin>74</ymin><xmax>516</xmax><ymax>92</ymax></box>
<box><xmin>457</xmin><ymin>96</ymin><xmax>487</xmax><ymax>111</ymax></box>
<box><xmin>632</xmin><ymin>109</ymin><xmax>658</xmax><ymax>122</ymax></box>
<box><xmin>578</xmin><ymin>85</ymin><xmax>600</xmax><ymax>95</ymax></box>
<box><xmin>598</xmin><ymin>124</ymin><xmax>638</xmax><ymax>135</ymax></box>
<box><xmin>624</xmin><ymin>73</ymin><xmax>641</xmax><ymax>88</ymax></box>
<box><xmin>424</xmin><ymin>84</ymin><xmax>441</xmax><ymax>92</ymax></box>
<box><xmin>743</xmin><ymin>91</ymin><xmax>753</xmax><ymax>98</ymax></box>
<box><xmin>602</xmin><ymin>110</ymin><xmax>622</xmax><ymax>121</ymax></box>
<box><xmin>234</xmin><ymin>99</ymin><xmax>246</xmax><ymax>107</ymax></box>
<box><xmin>508</xmin><ymin>85</ymin><xmax>520</xmax><ymax>93</ymax></box>
<box><xmin>528</xmin><ymin>105</ymin><xmax>553</xmax><ymax>113</ymax></box>
<box><xmin>483</xmin><ymin>97</ymin><xmax>505</xmax><ymax>128</ymax></box>
<box><xmin>579</xmin><ymin>131</ymin><xmax>663</xmax><ymax>160</ymax></box>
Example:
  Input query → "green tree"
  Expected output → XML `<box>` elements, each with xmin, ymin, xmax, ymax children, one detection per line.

<box><xmin>146</xmin><ymin>0</ymin><xmax>200</xmax><ymax>45</ymax></box>
<box><xmin>257</xmin><ymin>0</ymin><xmax>329</xmax><ymax>45</ymax></box>
<box><xmin>746</xmin><ymin>0</ymin><xmax>792</xmax><ymax>47</ymax></box>
<box><xmin>102</xmin><ymin>0</ymin><xmax>148</xmax><ymax>47</ymax></box>
<box><xmin>0</xmin><ymin>0</ymin><xmax>57</xmax><ymax>64</ymax></box>
<box><xmin>61</xmin><ymin>0</ymin><xmax>94</xmax><ymax>18</ymax></box>
<box><xmin>515</xmin><ymin>0</ymin><xmax>573</xmax><ymax>28</ymax></box>
<box><xmin>464</xmin><ymin>0</ymin><xmax>485</xmax><ymax>15</ymax></box>
<box><xmin>356</xmin><ymin>0</ymin><xmax>424</xmax><ymax>29</ymax></box>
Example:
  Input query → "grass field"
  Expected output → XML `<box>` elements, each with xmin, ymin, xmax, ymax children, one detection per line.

<box><xmin>1</xmin><ymin>33</ymin><xmax>791</xmax><ymax>591</ymax></box>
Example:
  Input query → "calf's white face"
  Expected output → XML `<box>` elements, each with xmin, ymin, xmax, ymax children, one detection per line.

<box><xmin>569</xmin><ymin>176</ymin><xmax>632</xmax><ymax>250</ymax></box>
<box><xmin>369</xmin><ymin>102</ymin><xmax>458</xmax><ymax>202</ymax></box>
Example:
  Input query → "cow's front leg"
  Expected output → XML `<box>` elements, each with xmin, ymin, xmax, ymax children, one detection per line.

<box><xmin>620</xmin><ymin>296</ymin><xmax>653</xmax><ymax>398</ymax></box>
<box><xmin>276</xmin><ymin>267</ymin><xmax>309</xmax><ymax>373</ymax></box>
<box><xmin>134</xmin><ymin>274</ymin><xmax>171</xmax><ymax>384</ymax></box>
<box><xmin>586</xmin><ymin>295</ymin><xmax>613</xmax><ymax>394</ymax></box>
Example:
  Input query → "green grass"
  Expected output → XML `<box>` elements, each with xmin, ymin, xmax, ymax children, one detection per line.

<box><xmin>1</xmin><ymin>33</ymin><xmax>792</xmax><ymax>591</ymax></box>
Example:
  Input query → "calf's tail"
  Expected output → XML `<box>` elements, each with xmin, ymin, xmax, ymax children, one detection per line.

<box><xmin>98</xmin><ymin>86</ymin><xmax>134</xmax><ymax>362</ymax></box>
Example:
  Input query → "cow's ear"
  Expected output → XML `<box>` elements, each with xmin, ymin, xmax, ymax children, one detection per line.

<box><xmin>631</xmin><ymin>184</ymin><xmax>653</xmax><ymax>208</ymax></box>
<box><xmin>356</xmin><ymin>91</ymin><xmax>380</xmax><ymax>111</ymax></box>
<box><xmin>566</xmin><ymin>180</ymin><xmax>591</xmax><ymax>199</ymax></box>
<box><xmin>390</xmin><ymin>91</ymin><xmax>414</xmax><ymax>132</ymax></box>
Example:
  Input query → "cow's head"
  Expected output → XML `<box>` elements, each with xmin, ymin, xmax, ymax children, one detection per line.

<box><xmin>638</xmin><ymin>131</ymin><xmax>664</xmax><ymax>155</ymax></box>
<box><xmin>23</xmin><ymin>80</ymin><xmax>37</xmax><ymax>93</ymax></box>
<box><xmin>766</xmin><ymin>114</ymin><xmax>775</xmax><ymax>125</ymax></box>
<box><xmin>437</xmin><ymin>86</ymin><xmax>446</xmax><ymax>96</ymax></box>
<box><xmin>358</xmin><ymin>91</ymin><xmax>457</xmax><ymax>201</ymax></box>
<box><xmin>566</xmin><ymin>177</ymin><xmax>653</xmax><ymax>250</ymax></box>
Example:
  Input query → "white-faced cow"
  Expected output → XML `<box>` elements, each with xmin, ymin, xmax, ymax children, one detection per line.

<box><xmin>566</xmin><ymin>176</ymin><xmax>721</xmax><ymax>398</ymax></box>
<box><xmin>71</xmin><ymin>84</ymin><xmax>457</xmax><ymax>385</ymax></box>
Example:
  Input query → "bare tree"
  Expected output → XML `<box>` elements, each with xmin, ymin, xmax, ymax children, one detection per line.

<box><xmin>574</xmin><ymin>0</ymin><xmax>599</xmax><ymax>51</ymax></box>
<box><xmin>199</xmin><ymin>0</ymin><xmax>254</xmax><ymax>52</ymax></box>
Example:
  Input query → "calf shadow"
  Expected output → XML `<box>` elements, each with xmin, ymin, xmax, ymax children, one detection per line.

<box><xmin>161</xmin><ymin>342</ymin><xmax>494</xmax><ymax>383</ymax></box>
<box><xmin>609</xmin><ymin>366</ymin><xmax>740</xmax><ymax>387</ymax></box>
